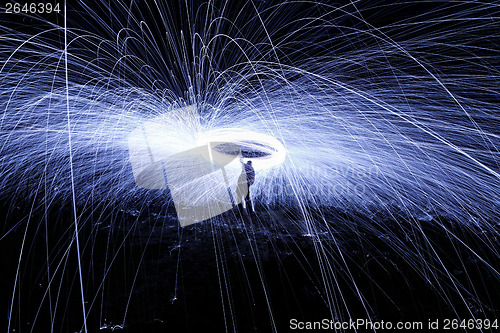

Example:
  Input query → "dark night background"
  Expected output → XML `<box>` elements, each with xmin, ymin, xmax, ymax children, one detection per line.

<box><xmin>2</xmin><ymin>203</ymin><xmax>499</xmax><ymax>332</ymax></box>
<box><xmin>1</xmin><ymin>1</ymin><xmax>499</xmax><ymax>332</ymax></box>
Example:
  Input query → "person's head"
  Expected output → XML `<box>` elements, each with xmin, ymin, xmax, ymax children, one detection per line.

<box><xmin>247</xmin><ymin>160</ymin><xmax>252</xmax><ymax>165</ymax></box>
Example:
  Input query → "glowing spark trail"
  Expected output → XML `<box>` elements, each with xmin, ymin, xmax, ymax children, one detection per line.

<box><xmin>63</xmin><ymin>1</ymin><xmax>88</xmax><ymax>332</ymax></box>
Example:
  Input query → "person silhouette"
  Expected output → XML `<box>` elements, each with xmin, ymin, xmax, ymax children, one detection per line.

<box><xmin>236</xmin><ymin>160</ymin><xmax>255</xmax><ymax>213</ymax></box>
<box><xmin>243</xmin><ymin>160</ymin><xmax>255</xmax><ymax>211</ymax></box>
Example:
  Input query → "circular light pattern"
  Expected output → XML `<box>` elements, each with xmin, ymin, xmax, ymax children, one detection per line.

<box><xmin>201</xmin><ymin>128</ymin><xmax>287</xmax><ymax>171</ymax></box>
